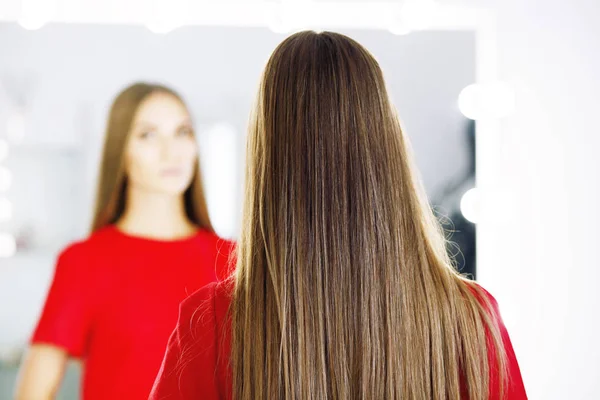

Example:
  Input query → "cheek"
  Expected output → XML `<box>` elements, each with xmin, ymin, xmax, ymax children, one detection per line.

<box><xmin>126</xmin><ymin>145</ymin><xmax>160</xmax><ymax>181</ymax></box>
<box><xmin>182</xmin><ymin>142</ymin><xmax>199</xmax><ymax>166</ymax></box>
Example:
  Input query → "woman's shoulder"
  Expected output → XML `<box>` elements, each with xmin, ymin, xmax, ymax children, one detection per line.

<box><xmin>196</xmin><ymin>229</ymin><xmax>236</xmax><ymax>255</ymax></box>
<box><xmin>179</xmin><ymin>280</ymin><xmax>234</xmax><ymax>329</ymax></box>
<box><xmin>195</xmin><ymin>228</ymin><xmax>232</xmax><ymax>243</ymax></box>
<box><xmin>149</xmin><ymin>281</ymin><xmax>233</xmax><ymax>399</ymax></box>
<box><xmin>53</xmin><ymin>227</ymin><xmax>126</xmax><ymax>280</ymax></box>
<box><xmin>58</xmin><ymin>226</ymin><xmax>119</xmax><ymax>258</ymax></box>
<box><xmin>176</xmin><ymin>280</ymin><xmax>234</xmax><ymax>368</ymax></box>
<box><xmin>462</xmin><ymin>280</ymin><xmax>528</xmax><ymax>399</ymax></box>
<box><xmin>463</xmin><ymin>280</ymin><xmax>503</xmax><ymax>319</ymax></box>
<box><xmin>195</xmin><ymin>230</ymin><xmax>237</xmax><ymax>280</ymax></box>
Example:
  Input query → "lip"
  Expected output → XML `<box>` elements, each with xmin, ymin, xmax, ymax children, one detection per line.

<box><xmin>160</xmin><ymin>168</ymin><xmax>184</xmax><ymax>176</ymax></box>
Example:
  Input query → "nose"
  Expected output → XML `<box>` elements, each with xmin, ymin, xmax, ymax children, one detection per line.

<box><xmin>159</xmin><ymin>136</ymin><xmax>180</xmax><ymax>161</ymax></box>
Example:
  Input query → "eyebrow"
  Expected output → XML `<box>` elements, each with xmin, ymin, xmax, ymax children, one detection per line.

<box><xmin>132</xmin><ymin>122</ymin><xmax>156</xmax><ymax>130</ymax></box>
<box><xmin>132</xmin><ymin>119</ymin><xmax>193</xmax><ymax>130</ymax></box>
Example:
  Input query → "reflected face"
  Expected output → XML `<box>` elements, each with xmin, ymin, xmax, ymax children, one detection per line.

<box><xmin>125</xmin><ymin>92</ymin><xmax>198</xmax><ymax>196</ymax></box>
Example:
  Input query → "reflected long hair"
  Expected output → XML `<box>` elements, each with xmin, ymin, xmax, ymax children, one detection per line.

<box><xmin>231</xmin><ymin>31</ymin><xmax>507</xmax><ymax>399</ymax></box>
<box><xmin>90</xmin><ymin>82</ymin><xmax>213</xmax><ymax>233</ymax></box>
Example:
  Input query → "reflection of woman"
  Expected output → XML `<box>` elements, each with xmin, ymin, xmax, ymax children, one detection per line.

<box><xmin>151</xmin><ymin>32</ymin><xmax>526</xmax><ymax>400</ymax></box>
<box><xmin>15</xmin><ymin>83</ymin><xmax>234</xmax><ymax>400</ymax></box>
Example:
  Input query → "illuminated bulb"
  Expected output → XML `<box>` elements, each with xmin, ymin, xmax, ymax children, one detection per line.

<box><xmin>269</xmin><ymin>13</ymin><xmax>291</xmax><ymax>35</ymax></box>
<box><xmin>0</xmin><ymin>198</ymin><xmax>12</xmax><ymax>221</ymax></box>
<box><xmin>269</xmin><ymin>18</ymin><xmax>290</xmax><ymax>34</ymax></box>
<box><xmin>18</xmin><ymin>17</ymin><xmax>47</xmax><ymax>30</ymax></box>
<box><xmin>18</xmin><ymin>0</ymin><xmax>54</xmax><ymax>30</ymax></box>
<box><xmin>389</xmin><ymin>0</ymin><xmax>436</xmax><ymax>35</ymax></box>
<box><xmin>458</xmin><ymin>82</ymin><xmax>516</xmax><ymax>120</ymax></box>
<box><xmin>6</xmin><ymin>112</ymin><xmax>26</xmax><ymax>144</ymax></box>
<box><xmin>389</xmin><ymin>23</ymin><xmax>411</xmax><ymax>36</ymax></box>
<box><xmin>0</xmin><ymin>233</ymin><xmax>17</xmax><ymax>258</ymax></box>
<box><xmin>0</xmin><ymin>167</ymin><xmax>12</xmax><ymax>192</ymax></box>
<box><xmin>146</xmin><ymin>0</ymin><xmax>183</xmax><ymax>34</ymax></box>
<box><xmin>0</xmin><ymin>140</ymin><xmax>8</xmax><ymax>162</ymax></box>
<box><xmin>267</xmin><ymin>0</ymin><xmax>305</xmax><ymax>34</ymax></box>
<box><xmin>146</xmin><ymin>21</ymin><xmax>177</xmax><ymax>34</ymax></box>
<box><xmin>460</xmin><ymin>188</ymin><xmax>479</xmax><ymax>224</ymax></box>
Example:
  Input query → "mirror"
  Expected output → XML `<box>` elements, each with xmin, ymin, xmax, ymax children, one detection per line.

<box><xmin>0</xmin><ymin>23</ymin><xmax>475</xmax><ymax>398</ymax></box>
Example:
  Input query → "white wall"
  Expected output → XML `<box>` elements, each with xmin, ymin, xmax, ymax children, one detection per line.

<box><xmin>441</xmin><ymin>0</ymin><xmax>600</xmax><ymax>398</ymax></box>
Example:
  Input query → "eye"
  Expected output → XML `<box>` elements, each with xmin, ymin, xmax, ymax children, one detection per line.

<box><xmin>177</xmin><ymin>126</ymin><xmax>194</xmax><ymax>137</ymax></box>
<box><xmin>139</xmin><ymin>130</ymin><xmax>155</xmax><ymax>139</ymax></box>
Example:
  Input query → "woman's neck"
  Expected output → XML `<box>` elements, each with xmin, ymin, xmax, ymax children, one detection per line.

<box><xmin>116</xmin><ymin>187</ymin><xmax>198</xmax><ymax>240</ymax></box>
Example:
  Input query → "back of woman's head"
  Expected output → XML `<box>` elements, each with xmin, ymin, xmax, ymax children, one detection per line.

<box><xmin>232</xmin><ymin>31</ymin><xmax>506</xmax><ymax>400</ymax></box>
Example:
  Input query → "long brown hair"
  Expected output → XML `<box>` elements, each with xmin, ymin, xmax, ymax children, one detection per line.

<box><xmin>231</xmin><ymin>31</ymin><xmax>506</xmax><ymax>399</ymax></box>
<box><xmin>90</xmin><ymin>82</ymin><xmax>213</xmax><ymax>232</ymax></box>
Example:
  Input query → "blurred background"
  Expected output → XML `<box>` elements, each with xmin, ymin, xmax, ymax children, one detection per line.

<box><xmin>0</xmin><ymin>0</ymin><xmax>599</xmax><ymax>399</ymax></box>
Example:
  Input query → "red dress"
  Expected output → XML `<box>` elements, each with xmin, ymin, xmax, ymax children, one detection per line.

<box><xmin>150</xmin><ymin>281</ymin><xmax>528</xmax><ymax>399</ymax></box>
<box><xmin>31</xmin><ymin>225</ymin><xmax>235</xmax><ymax>400</ymax></box>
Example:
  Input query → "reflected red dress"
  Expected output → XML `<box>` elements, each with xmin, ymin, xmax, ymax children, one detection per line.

<box><xmin>31</xmin><ymin>225</ymin><xmax>235</xmax><ymax>400</ymax></box>
<box><xmin>150</xmin><ymin>281</ymin><xmax>527</xmax><ymax>399</ymax></box>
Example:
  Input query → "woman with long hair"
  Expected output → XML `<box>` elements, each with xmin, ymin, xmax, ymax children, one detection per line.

<box><xmin>150</xmin><ymin>32</ymin><xmax>527</xmax><ymax>399</ymax></box>
<box><xmin>15</xmin><ymin>83</ymin><xmax>234</xmax><ymax>399</ymax></box>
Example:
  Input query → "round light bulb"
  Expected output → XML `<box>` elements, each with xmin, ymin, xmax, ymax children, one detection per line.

<box><xmin>389</xmin><ymin>0</ymin><xmax>436</xmax><ymax>34</ymax></box>
<box><xmin>7</xmin><ymin>112</ymin><xmax>26</xmax><ymax>144</ymax></box>
<box><xmin>18</xmin><ymin>17</ymin><xmax>47</xmax><ymax>30</ymax></box>
<box><xmin>0</xmin><ymin>140</ymin><xmax>8</xmax><ymax>162</ymax></box>
<box><xmin>389</xmin><ymin>17</ymin><xmax>412</xmax><ymax>36</ymax></box>
<box><xmin>145</xmin><ymin>0</ymin><xmax>184</xmax><ymax>34</ymax></box>
<box><xmin>267</xmin><ymin>2</ymin><xmax>293</xmax><ymax>34</ymax></box>
<box><xmin>460</xmin><ymin>188</ymin><xmax>480</xmax><ymax>224</ymax></box>
<box><xmin>0</xmin><ymin>233</ymin><xmax>17</xmax><ymax>258</ymax></box>
<box><xmin>458</xmin><ymin>82</ymin><xmax>516</xmax><ymax>120</ymax></box>
<box><xmin>0</xmin><ymin>198</ymin><xmax>12</xmax><ymax>222</ymax></box>
<box><xmin>0</xmin><ymin>167</ymin><xmax>12</xmax><ymax>192</ymax></box>
<box><xmin>146</xmin><ymin>21</ymin><xmax>176</xmax><ymax>34</ymax></box>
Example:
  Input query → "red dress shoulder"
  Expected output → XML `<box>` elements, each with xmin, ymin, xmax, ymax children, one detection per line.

<box><xmin>150</xmin><ymin>282</ymin><xmax>527</xmax><ymax>399</ymax></box>
<box><xmin>150</xmin><ymin>281</ymin><xmax>233</xmax><ymax>399</ymax></box>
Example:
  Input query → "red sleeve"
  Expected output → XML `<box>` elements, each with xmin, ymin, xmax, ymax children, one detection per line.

<box><xmin>479</xmin><ymin>286</ymin><xmax>528</xmax><ymax>400</ymax></box>
<box><xmin>150</xmin><ymin>282</ymin><xmax>221</xmax><ymax>400</ymax></box>
<box><xmin>31</xmin><ymin>243</ymin><xmax>95</xmax><ymax>358</ymax></box>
